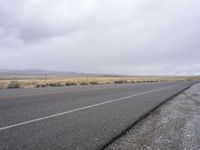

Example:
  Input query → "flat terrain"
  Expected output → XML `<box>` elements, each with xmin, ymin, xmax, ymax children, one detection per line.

<box><xmin>0</xmin><ymin>81</ymin><xmax>195</xmax><ymax>150</ymax></box>
<box><xmin>106</xmin><ymin>82</ymin><xmax>200</xmax><ymax>150</ymax></box>
<box><xmin>0</xmin><ymin>74</ymin><xmax>199</xmax><ymax>89</ymax></box>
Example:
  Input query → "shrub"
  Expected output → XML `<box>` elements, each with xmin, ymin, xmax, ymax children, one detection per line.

<box><xmin>56</xmin><ymin>82</ymin><xmax>65</xmax><ymax>86</ymax></box>
<box><xmin>65</xmin><ymin>82</ymin><xmax>77</xmax><ymax>86</ymax></box>
<box><xmin>35</xmin><ymin>83</ymin><xmax>48</xmax><ymax>88</ymax></box>
<box><xmin>114</xmin><ymin>80</ymin><xmax>128</xmax><ymax>84</ymax></box>
<box><xmin>105</xmin><ymin>82</ymin><xmax>112</xmax><ymax>84</ymax></box>
<box><xmin>70</xmin><ymin>82</ymin><xmax>77</xmax><ymax>85</ymax></box>
<box><xmin>48</xmin><ymin>83</ymin><xmax>57</xmax><ymax>87</ymax></box>
<box><xmin>6</xmin><ymin>81</ymin><xmax>20</xmax><ymax>89</ymax></box>
<box><xmin>48</xmin><ymin>82</ymin><xmax>65</xmax><ymax>87</ymax></box>
<box><xmin>89</xmin><ymin>81</ymin><xmax>99</xmax><ymax>85</ymax></box>
<box><xmin>65</xmin><ymin>82</ymin><xmax>71</xmax><ymax>86</ymax></box>
<box><xmin>136</xmin><ymin>81</ymin><xmax>143</xmax><ymax>83</ymax></box>
<box><xmin>0</xmin><ymin>84</ymin><xmax>4</xmax><ymax>89</ymax></box>
<box><xmin>80</xmin><ymin>82</ymin><xmax>88</xmax><ymax>85</ymax></box>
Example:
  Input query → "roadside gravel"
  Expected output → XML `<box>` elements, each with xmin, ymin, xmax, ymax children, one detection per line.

<box><xmin>105</xmin><ymin>83</ymin><xmax>200</xmax><ymax>150</ymax></box>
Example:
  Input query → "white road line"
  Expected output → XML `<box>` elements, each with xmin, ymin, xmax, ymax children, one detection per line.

<box><xmin>0</xmin><ymin>85</ymin><xmax>185</xmax><ymax>131</ymax></box>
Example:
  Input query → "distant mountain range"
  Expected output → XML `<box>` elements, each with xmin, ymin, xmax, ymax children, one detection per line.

<box><xmin>0</xmin><ymin>69</ymin><xmax>88</xmax><ymax>75</ymax></box>
<box><xmin>0</xmin><ymin>69</ymin><xmax>125</xmax><ymax>77</ymax></box>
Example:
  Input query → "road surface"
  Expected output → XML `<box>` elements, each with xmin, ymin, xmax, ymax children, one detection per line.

<box><xmin>0</xmin><ymin>81</ymin><xmax>194</xmax><ymax>150</ymax></box>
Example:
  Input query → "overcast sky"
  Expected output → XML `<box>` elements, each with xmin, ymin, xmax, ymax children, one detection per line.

<box><xmin>0</xmin><ymin>0</ymin><xmax>200</xmax><ymax>75</ymax></box>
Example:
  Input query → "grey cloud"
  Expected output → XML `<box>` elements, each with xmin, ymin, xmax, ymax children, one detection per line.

<box><xmin>0</xmin><ymin>0</ymin><xmax>200</xmax><ymax>75</ymax></box>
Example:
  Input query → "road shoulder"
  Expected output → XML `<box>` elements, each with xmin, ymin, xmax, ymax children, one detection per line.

<box><xmin>105</xmin><ymin>83</ymin><xmax>200</xmax><ymax>150</ymax></box>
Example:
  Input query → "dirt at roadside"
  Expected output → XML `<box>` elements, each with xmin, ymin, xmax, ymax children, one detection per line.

<box><xmin>105</xmin><ymin>83</ymin><xmax>200</xmax><ymax>150</ymax></box>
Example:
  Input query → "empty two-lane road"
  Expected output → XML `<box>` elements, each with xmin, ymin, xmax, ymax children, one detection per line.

<box><xmin>0</xmin><ymin>81</ymin><xmax>194</xmax><ymax>150</ymax></box>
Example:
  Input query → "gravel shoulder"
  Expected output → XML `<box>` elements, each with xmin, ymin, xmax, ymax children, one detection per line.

<box><xmin>105</xmin><ymin>83</ymin><xmax>200</xmax><ymax>150</ymax></box>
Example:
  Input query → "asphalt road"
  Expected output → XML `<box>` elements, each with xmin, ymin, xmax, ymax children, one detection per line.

<box><xmin>0</xmin><ymin>81</ymin><xmax>195</xmax><ymax>150</ymax></box>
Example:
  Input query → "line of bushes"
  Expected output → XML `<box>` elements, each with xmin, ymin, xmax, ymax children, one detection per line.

<box><xmin>114</xmin><ymin>80</ymin><xmax>128</xmax><ymax>84</ymax></box>
<box><xmin>2</xmin><ymin>79</ymin><xmax>170</xmax><ymax>89</ymax></box>
<box><xmin>65</xmin><ymin>82</ymin><xmax>77</xmax><ymax>86</ymax></box>
<box><xmin>6</xmin><ymin>81</ymin><xmax>21</xmax><ymax>89</ymax></box>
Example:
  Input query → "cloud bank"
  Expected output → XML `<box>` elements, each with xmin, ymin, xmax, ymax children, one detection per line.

<box><xmin>0</xmin><ymin>0</ymin><xmax>200</xmax><ymax>75</ymax></box>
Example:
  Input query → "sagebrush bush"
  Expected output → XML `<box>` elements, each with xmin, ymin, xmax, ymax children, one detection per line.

<box><xmin>114</xmin><ymin>80</ymin><xmax>128</xmax><ymax>84</ymax></box>
<box><xmin>48</xmin><ymin>83</ymin><xmax>57</xmax><ymax>87</ymax></box>
<box><xmin>0</xmin><ymin>84</ymin><xmax>4</xmax><ymax>89</ymax></box>
<box><xmin>89</xmin><ymin>81</ymin><xmax>98</xmax><ymax>85</ymax></box>
<box><xmin>136</xmin><ymin>81</ymin><xmax>143</xmax><ymax>83</ymax></box>
<box><xmin>6</xmin><ymin>81</ymin><xmax>20</xmax><ymax>89</ymax></box>
<box><xmin>65</xmin><ymin>82</ymin><xmax>77</xmax><ymax>86</ymax></box>
<box><xmin>65</xmin><ymin>82</ymin><xmax>71</xmax><ymax>86</ymax></box>
<box><xmin>80</xmin><ymin>82</ymin><xmax>88</xmax><ymax>85</ymax></box>
<box><xmin>70</xmin><ymin>82</ymin><xmax>77</xmax><ymax>85</ymax></box>
<box><xmin>105</xmin><ymin>82</ymin><xmax>112</xmax><ymax>84</ymax></box>
<box><xmin>35</xmin><ymin>83</ymin><xmax>48</xmax><ymax>88</ymax></box>
<box><xmin>48</xmin><ymin>82</ymin><xmax>65</xmax><ymax>87</ymax></box>
<box><xmin>56</xmin><ymin>82</ymin><xmax>65</xmax><ymax>86</ymax></box>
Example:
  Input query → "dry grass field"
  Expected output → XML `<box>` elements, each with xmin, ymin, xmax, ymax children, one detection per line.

<box><xmin>0</xmin><ymin>74</ymin><xmax>199</xmax><ymax>89</ymax></box>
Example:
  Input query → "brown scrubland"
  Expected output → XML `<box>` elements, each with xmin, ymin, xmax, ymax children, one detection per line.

<box><xmin>0</xmin><ymin>75</ymin><xmax>199</xmax><ymax>89</ymax></box>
